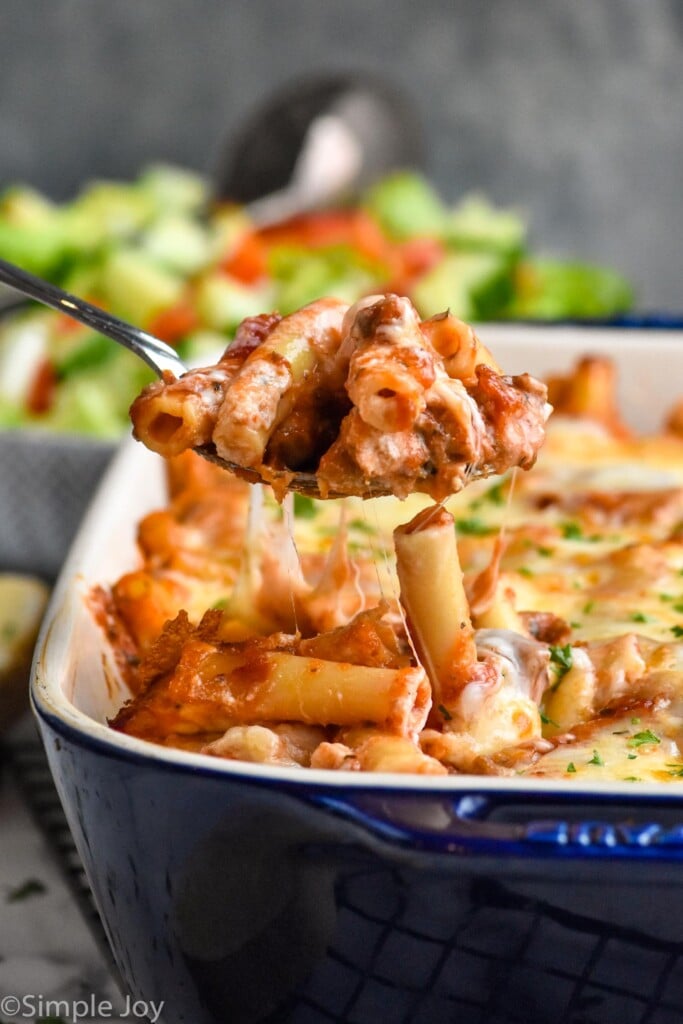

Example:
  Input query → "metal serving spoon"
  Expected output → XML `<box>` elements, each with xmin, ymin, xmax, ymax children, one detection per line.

<box><xmin>214</xmin><ymin>72</ymin><xmax>423</xmax><ymax>224</ymax></box>
<box><xmin>0</xmin><ymin>257</ymin><xmax>387</xmax><ymax>499</ymax></box>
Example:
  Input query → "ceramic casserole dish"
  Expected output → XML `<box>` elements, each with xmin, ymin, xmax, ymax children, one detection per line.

<box><xmin>32</xmin><ymin>326</ymin><xmax>683</xmax><ymax>1024</ymax></box>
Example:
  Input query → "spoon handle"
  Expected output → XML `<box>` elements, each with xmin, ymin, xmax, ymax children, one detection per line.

<box><xmin>0</xmin><ymin>258</ymin><xmax>187</xmax><ymax>379</ymax></box>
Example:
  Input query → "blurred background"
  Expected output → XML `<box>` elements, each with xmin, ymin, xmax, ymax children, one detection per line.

<box><xmin>1</xmin><ymin>0</ymin><xmax>682</xmax><ymax>309</ymax></box>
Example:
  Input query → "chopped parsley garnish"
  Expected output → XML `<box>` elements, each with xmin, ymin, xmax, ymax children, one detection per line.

<box><xmin>211</xmin><ymin>597</ymin><xmax>228</xmax><ymax>610</ymax></box>
<box><xmin>631</xmin><ymin>717</ymin><xmax>641</xmax><ymax>725</ymax></box>
<box><xmin>570</xmin><ymin>621</ymin><xmax>582</xmax><ymax>629</ymax></box>
<box><xmin>630</xmin><ymin>612</ymin><xmax>652</xmax><ymax>623</ymax></box>
<box><xmin>536</xmin><ymin>545</ymin><xmax>554</xmax><ymax>558</ymax></box>
<box><xmin>349</xmin><ymin>518</ymin><xmax>376</xmax><ymax>534</ymax></box>
<box><xmin>437</xmin><ymin>703</ymin><xmax>452</xmax><ymax>721</ymax></box>
<box><xmin>612</xmin><ymin>730</ymin><xmax>629</xmax><ymax>736</ymax></box>
<box><xmin>671</xmin><ymin>625</ymin><xmax>683</xmax><ymax>638</ymax></box>
<box><xmin>628</xmin><ymin>729</ymin><xmax>661</xmax><ymax>748</ymax></box>
<box><xmin>623</xmin><ymin>777</ymin><xmax>641</xmax><ymax>782</ymax></box>
<box><xmin>587</xmin><ymin>750</ymin><xmax>604</xmax><ymax>766</ymax></box>
<box><xmin>627</xmin><ymin>753</ymin><xmax>637</xmax><ymax>760</ymax></box>
<box><xmin>666</xmin><ymin>764</ymin><xmax>683</xmax><ymax>777</ymax></box>
<box><xmin>540</xmin><ymin>711</ymin><xmax>559</xmax><ymax>727</ymax></box>
<box><xmin>673</xmin><ymin>603</ymin><xmax>683</xmax><ymax>614</ymax></box>
<box><xmin>549</xmin><ymin>643</ymin><xmax>573</xmax><ymax>688</ymax></box>
<box><xmin>454</xmin><ymin>517</ymin><xmax>496</xmax><ymax>537</ymax></box>
<box><xmin>561</xmin><ymin>521</ymin><xmax>603</xmax><ymax>542</ymax></box>
<box><xmin>7</xmin><ymin>878</ymin><xmax>46</xmax><ymax>903</ymax></box>
<box><xmin>566</xmin><ymin>762</ymin><xmax>576</xmax><ymax>773</ymax></box>
<box><xmin>293</xmin><ymin>494</ymin><xmax>318</xmax><ymax>518</ymax></box>
<box><xmin>483</xmin><ymin>480</ymin><xmax>507</xmax><ymax>505</ymax></box>
<box><xmin>659</xmin><ymin>593</ymin><xmax>675</xmax><ymax>603</ymax></box>
<box><xmin>517</xmin><ymin>566</ymin><xmax>534</xmax><ymax>578</ymax></box>
<box><xmin>582</xmin><ymin>601</ymin><xmax>595</xmax><ymax>615</ymax></box>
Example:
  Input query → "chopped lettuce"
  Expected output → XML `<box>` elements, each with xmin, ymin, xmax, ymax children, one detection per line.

<box><xmin>505</xmin><ymin>259</ymin><xmax>634</xmax><ymax>320</ymax></box>
<box><xmin>412</xmin><ymin>251</ymin><xmax>515</xmax><ymax>321</ymax></box>
<box><xmin>195</xmin><ymin>274</ymin><xmax>275</xmax><ymax>332</ymax></box>
<box><xmin>446</xmin><ymin>194</ymin><xmax>526</xmax><ymax>257</ymax></box>
<box><xmin>362</xmin><ymin>171</ymin><xmax>447</xmax><ymax>240</ymax></box>
<box><xmin>99</xmin><ymin>248</ymin><xmax>185</xmax><ymax>325</ymax></box>
<box><xmin>268</xmin><ymin>244</ymin><xmax>379</xmax><ymax>314</ymax></box>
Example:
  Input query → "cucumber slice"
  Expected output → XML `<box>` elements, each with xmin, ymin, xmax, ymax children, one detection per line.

<box><xmin>269</xmin><ymin>245</ymin><xmax>377</xmax><ymax>314</ymax></box>
<box><xmin>412</xmin><ymin>251</ymin><xmax>515</xmax><ymax>320</ymax></box>
<box><xmin>179</xmin><ymin>329</ymin><xmax>230</xmax><ymax>366</ymax></box>
<box><xmin>54</xmin><ymin>334</ymin><xmax>116</xmax><ymax>379</ymax></box>
<box><xmin>446</xmin><ymin>194</ymin><xmax>526</xmax><ymax>257</ymax></box>
<box><xmin>45</xmin><ymin>355</ymin><xmax>152</xmax><ymax>437</ymax></box>
<box><xmin>195</xmin><ymin>273</ymin><xmax>275</xmax><ymax>332</ymax></box>
<box><xmin>0</xmin><ymin>185</ymin><xmax>57</xmax><ymax>227</ymax></box>
<box><xmin>363</xmin><ymin>171</ymin><xmax>447</xmax><ymax>240</ymax></box>
<box><xmin>100</xmin><ymin>248</ymin><xmax>185</xmax><ymax>325</ymax></box>
<box><xmin>141</xmin><ymin>214</ymin><xmax>211</xmax><ymax>275</ymax></box>
<box><xmin>209</xmin><ymin>206</ymin><xmax>254</xmax><ymax>261</ymax></box>
<box><xmin>0</xmin><ymin>221</ymin><xmax>70</xmax><ymax>277</ymax></box>
<box><xmin>69</xmin><ymin>181</ymin><xmax>155</xmax><ymax>238</ymax></box>
<box><xmin>138</xmin><ymin>164</ymin><xmax>208</xmax><ymax>214</ymax></box>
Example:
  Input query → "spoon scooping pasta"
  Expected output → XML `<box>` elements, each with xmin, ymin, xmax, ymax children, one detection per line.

<box><xmin>0</xmin><ymin>258</ymin><xmax>550</xmax><ymax>501</ymax></box>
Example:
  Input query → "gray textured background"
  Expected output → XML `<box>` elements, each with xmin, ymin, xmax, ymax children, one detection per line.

<box><xmin>1</xmin><ymin>0</ymin><xmax>682</xmax><ymax>309</ymax></box>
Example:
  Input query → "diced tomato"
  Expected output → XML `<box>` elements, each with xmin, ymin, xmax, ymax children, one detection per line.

<box><xmin>26</xmin><ymin>359</ymin><xmax>57</xmax><ymax>414</ymax></box>
<box><xmin>148</xmin><ymin>302</ymin><xmax>199</xmax><ymax>344</ymax></box>
<box><xmin>398</xmin><ymin>237</ymin><xmax>446</xmax><ymax>278</ymax></box>
<box><xmin>258</xmin><ymin>210</ymin><xmax>354</xmax><ymax>247</ymax></box>
<box><xmin>258</xmin><ymin>210</ymin><xmax>398</xmax><ymax>272</ymax></box>
<box><xmin>221</xmin><ymin>232</ymin><xmax>269</xmax><ymax>284</ymax></box>
<box><xmin>382</xmin><ymin>238</ymin><xmax>447</xmax><ymax>298</ymax></box>
<box><xmin>54</xmin><ymin>295</ymin><xmax>104</xmax><ymax>335</ymax></box>
<box><xmin>54</xmin><ymin>313</ymin><xmax>83</xmax><ymax>334</ymax></box>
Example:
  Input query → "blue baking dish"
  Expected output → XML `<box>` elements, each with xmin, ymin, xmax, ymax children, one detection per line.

<box><xmin>31</xmin><ymin>326</ymin><xmax>683</xmax><ymax>1024</ymax></box>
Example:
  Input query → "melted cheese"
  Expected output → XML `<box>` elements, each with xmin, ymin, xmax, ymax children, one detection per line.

<box><xmin>282</xmin><ymin>418</ymin><xmax>683</xmax><ymax>780</ymax></box>
<box><xmin>110</xmin><ymin>407</ymin><xmax>683</xmax><ymax>780</ymax></box>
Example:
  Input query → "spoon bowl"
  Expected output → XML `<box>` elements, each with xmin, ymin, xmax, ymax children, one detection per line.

<box><xmin>194</xmin><ymin>444</ymin><xmax>391</xmax><ymax>500</ymax></box>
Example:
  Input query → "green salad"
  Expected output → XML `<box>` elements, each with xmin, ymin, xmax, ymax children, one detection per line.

<box><xmin>0</xmin><ymin>165</ymin><xmax>634</xmax><ymax>437</ymax></box>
